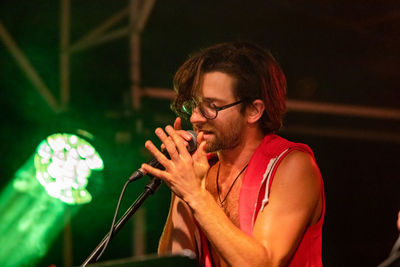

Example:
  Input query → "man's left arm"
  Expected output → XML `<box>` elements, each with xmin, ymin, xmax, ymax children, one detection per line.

<box><xmin>185</xmin><ymin>150</ymin><xmax>322</xmax><ymax>267</ymax></box>
<box><xmin>252</xmin><ymin>150</ymin><xmax>323</xmax><ymax>265</ymax></box>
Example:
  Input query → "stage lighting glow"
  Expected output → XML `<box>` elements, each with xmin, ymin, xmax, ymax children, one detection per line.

<box><xmin>34</xmin><ymin>133</ymin><xmax>104</xmax><ymax>204</ymax></box>
<box><xmin>0</xmin><ymin>132</ymin><xmax>104</xmax><ymax>266</ymax></box>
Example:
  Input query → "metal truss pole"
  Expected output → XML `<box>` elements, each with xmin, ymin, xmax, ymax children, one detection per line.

<box><xmin>130</xmin><ymin>0</ymin><xmax>142</xmax><ymax>110</ymax></box>
<box><xmin>60</xmin><ymin>0</ymin><xmax>70</xmax><ymax>110</ymax></box>
<box><xmin>0</xmin><ymin>21</ymin><xmax>60</xmax><ymax>113</ymax></box>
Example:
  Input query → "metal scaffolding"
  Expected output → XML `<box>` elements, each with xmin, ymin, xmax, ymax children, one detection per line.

<box><xmin>1</xmin><ymin>0</ymin><xmax>399</xmax><ymax>139</ymax></box>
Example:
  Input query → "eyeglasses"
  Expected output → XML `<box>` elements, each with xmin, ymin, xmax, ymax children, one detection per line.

<box><xmin>182</xmin><ymin>98</ymin><xmax>244</xmax><ymax>120</ymax></box>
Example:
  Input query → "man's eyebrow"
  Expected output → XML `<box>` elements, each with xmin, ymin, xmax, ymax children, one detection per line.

<box><xmin>202</xmin><ymin>97</ymin><xmax>223</xmax><ymax>103</ymax></box>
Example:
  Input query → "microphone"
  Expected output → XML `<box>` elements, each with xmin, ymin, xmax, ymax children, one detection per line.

<box><xmin>128</xmin><ymin>130</ymin><xmax>197</xmax><ymax>182</ymax></box>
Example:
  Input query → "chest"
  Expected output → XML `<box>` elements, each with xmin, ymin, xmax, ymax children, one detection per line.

<box><xmin>206</xmin><ymin>165</ymin><xmax>243</xmax><ymax>227</ymax></box>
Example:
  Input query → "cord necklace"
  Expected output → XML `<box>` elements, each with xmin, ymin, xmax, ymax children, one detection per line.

<box><xmin>216</xmin><ymin>162</ymin><xmax>248</xmax><ymax>205</ymax></box>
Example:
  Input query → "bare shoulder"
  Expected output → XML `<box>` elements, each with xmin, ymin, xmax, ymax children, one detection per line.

<box><xmin>268</xmin><ymin>149</ymin><xmax>323</xmax><ymax>224</ymax></box>
<box><xmin>274</xmin><ymin>150</ymin><xmax>321</xmax><ymax>191</ymax></box>
<box><xmin>280</xmin><ymin>149</ymin><xmax>319</xmax><ymax>171</ymax></box>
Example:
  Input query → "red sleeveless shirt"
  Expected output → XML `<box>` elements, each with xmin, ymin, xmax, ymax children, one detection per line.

<box><xmin>199</xmin><ymin>134</ymin><xmax>325</xmax><ymax>267</ymax></box>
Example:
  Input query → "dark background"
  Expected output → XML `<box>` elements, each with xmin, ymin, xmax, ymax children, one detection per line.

<box><xmin>0</xmin><ymin>1</ymin><xmax>399</xmax><ymax>266</ymax></box>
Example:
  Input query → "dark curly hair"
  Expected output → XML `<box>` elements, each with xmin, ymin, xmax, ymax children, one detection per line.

<box><xmin>171</xmin><ymin>41</ymin><xmax>287</xmax><ymax>134</ymax></box>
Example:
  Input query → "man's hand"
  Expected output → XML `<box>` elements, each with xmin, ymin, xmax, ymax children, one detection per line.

<box><xmin>141</xmin><ymin>119</ymin><xmax>209</xmax><ymax>202</ymax></box>
<box><xmin>160</xmin><ymin>117</ymin><xmax>193</xmax><ymax>151</ymax></box>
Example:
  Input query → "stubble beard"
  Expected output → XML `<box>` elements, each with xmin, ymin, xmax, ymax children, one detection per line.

<box><xmin>201</xmin><ymin>119</ymin><xmax>245</xmax><ymax>153</ymax></box>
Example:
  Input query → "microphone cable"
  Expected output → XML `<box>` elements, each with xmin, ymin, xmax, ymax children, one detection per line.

<box><xmin>95</xmin><ymin>178</ymin><xmax>131</xmax><ymax>262</ymax></box>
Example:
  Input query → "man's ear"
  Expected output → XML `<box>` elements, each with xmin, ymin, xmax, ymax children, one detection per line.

<box><xmin>246</xmin><ymin>99</ymin><xmax>265</xmax><ymax>124</ymax></box>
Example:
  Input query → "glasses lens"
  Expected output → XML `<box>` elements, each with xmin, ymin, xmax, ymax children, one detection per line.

<box><xmin>199</xmin><ymin>101</ymin><xmax>217</xmax><ymax>119</ymax></box>
<box><xmin>182</xmin><ymin>100</ymin><xmax>195</xmax><ymax>115</ymax></box>
<box><xmin>182</xmin><ymin>99</ymin><xmax>218</xmax><ymax>119</ymax></box>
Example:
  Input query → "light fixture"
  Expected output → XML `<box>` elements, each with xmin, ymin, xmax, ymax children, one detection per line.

<box><xmin>34</xmin><ymin>133</ymin><xmax>104</xmax><ymax>204</ymax></box>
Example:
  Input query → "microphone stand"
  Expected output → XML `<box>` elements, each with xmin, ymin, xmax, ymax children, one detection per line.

<box><xmin>82</xmin><ymin>177</ymin><xmax>162</xmax><ymax>266</ymax></box>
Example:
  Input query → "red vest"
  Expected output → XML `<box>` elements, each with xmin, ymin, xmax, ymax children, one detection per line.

<box><xmin>200</xmin><ymin>134</ymin><xmax>325</xmax><ymax>267</ymax></box>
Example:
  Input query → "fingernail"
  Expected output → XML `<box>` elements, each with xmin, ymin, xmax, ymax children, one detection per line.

<box><xmin>145</xmin><ymin>140</ymin><xmax>151</xmax><ymax>147</ymax></box>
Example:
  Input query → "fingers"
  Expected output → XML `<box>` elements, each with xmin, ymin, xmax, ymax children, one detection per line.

<box><xmin>181</xmin><ymin>130</ymin><xmax>194</xmax><ymax>141</ymax></box>
<box><xmin>160</xmin><ymin>136</ymin><xmax>175</xmax><ymax>151</ymax></box>
<box><xmin>192</xmin><ymin>131</ymin><xmax>205</xmax><ymax>158</ymax></box>
<box><xmin>149</xmin><ymin>123</ymin><xmax>197</xmax><ymax>172</ymax></box>
<box><xmin>196</xmin><ymin>131</ymin><xmax>204</xmax><ymax>147</ymax></box>
<box><xmin>141</xmin><ymin>162</ymin><xmax>167</xmax><ymax>180</ymax></box>
<box><xmin>161</xmin><ymin>119</ymin><xmax>191</xmax><ymax>151</ymax></box>
<box><xmin>174</xmin><ymin>117</ymin><xmax>182</xmax><ymax>130</ymax></box>
<box><xmin>193</xmin><ymin>140</ymin><xmax>207</xmax><ymax>162</ymax></box>
<box><xmin>154</xmin><ymin>128</ymin><xmax>180</xmax><ymax>161</ymax></box>
<box><xmin>198</xmin><ymin>140</ymin><xmax>207</xmax><ymax>153</ymax></box>
<box><xmin>165</xmin><ymin>125</ymin><xmax>191</xmax><ymax>157</ymax></box>
<box><xmin>173</xmin><ymin>119</ymin><xmax>193</xmax><ymax>143</ymax></box>
<box><xmin>144</xmin><ymin>139</ymin><xmax>172</xmax><ymax>168</ymax></box>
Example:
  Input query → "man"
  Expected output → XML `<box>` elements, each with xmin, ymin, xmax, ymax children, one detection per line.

<box><xmin>141</xmin><ymin>42</ymin><xmax>325</xmax><ymax>267</ymax></box>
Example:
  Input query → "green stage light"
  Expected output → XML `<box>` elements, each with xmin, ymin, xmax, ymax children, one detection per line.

<box><xmin>0</xmin><ymin>132</ymin><xmax>104</xmax><ymax>266</ymax></box>
<box><xmin>34</xmin><ymin>133</ymin><xmax>104</xmax><ymax>204</ymax></box>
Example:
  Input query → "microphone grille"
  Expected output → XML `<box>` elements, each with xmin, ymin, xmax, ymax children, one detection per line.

<box><xmin>186</xmin><ymin>130</ymin><xmax>197</xmax><ymax>153</ymax></box>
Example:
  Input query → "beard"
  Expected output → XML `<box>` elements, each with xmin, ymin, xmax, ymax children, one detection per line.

<box><xmin>195</xmin><ymin>117</ymin><xmax>246</xmax><ymax>153</ymax></box>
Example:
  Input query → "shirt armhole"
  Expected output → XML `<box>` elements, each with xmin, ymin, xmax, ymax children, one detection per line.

<box><xmin>260</xmin><ymin>148</ymin><xmax>289</xmax><ymax>211</ymax></box>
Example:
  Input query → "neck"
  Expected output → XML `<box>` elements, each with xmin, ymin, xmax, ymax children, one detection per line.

<box><xmin>217</xmin><ymin>128</ymin><xmax>265</xmax><ymax>170</ymax></box>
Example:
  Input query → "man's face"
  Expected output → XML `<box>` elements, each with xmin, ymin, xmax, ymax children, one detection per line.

<box><xmin>190</xmin><ymin>72</ymin><xmax>246</xmax><ymax>153</ymax></box>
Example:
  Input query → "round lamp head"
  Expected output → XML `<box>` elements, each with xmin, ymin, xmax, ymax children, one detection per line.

<box><xmin>34</xmin><ymin>133</ymin><xmax>104</xmax><ymax>204</ymax></box>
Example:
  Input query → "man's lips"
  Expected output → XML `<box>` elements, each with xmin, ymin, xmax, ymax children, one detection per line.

<box><xmin>196</xmin><ymin>129</ymin><xmax>213</xmax><ymax>134</ymax></box>
<box><xmin>196</xmin><ymin>129</ymin><xmax>214</xmax><ymax>137</ymax></box>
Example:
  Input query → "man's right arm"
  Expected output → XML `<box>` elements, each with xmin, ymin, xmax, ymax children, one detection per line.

<box><xmin>158</xmin><ymin>193</ymin><xmax>198</xmax><ymax>255</ymax></box>
<box><xmin>158</xmin><ymin>117</ymin><xmax>199</xmax><ymax>256</ymax></box>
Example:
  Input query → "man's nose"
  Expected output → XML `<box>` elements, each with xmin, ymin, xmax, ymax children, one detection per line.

<box><xmin>190</xmin><ymin>107</ymin><xmax>207</xmax><ymax>124</ymax></box>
